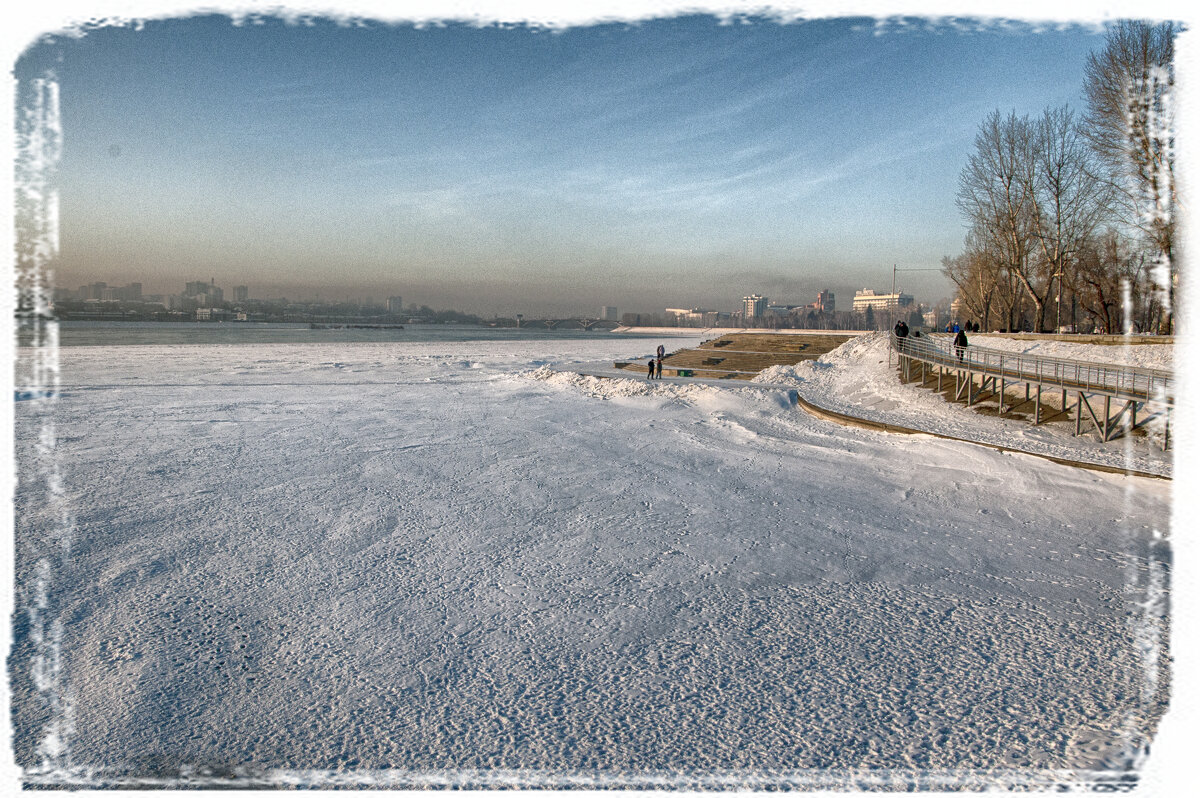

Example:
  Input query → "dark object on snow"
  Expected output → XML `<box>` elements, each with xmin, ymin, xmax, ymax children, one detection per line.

<box><xmin>647</xmin><ymin>359</ymin><xmax>655</xmax><ymax>379</ymax></box>
<box><xmin>953</xmin><ymin>330</ymin><xmax>968</xmax><ymax>362</ymax></box>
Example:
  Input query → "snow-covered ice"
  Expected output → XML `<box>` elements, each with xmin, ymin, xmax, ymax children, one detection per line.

<box><xmin>12</xmin><ymin>334</ymin><xmax>1171</xmax><ymax>789</ymax></box>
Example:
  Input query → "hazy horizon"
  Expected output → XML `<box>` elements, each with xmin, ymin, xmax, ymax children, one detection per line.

<box><xmin>18</xmin><ymin>13</ymin><xmax>1111</xmax><ymax>318</ymax></box>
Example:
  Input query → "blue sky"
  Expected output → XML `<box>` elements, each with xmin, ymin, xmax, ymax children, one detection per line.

<box><xmin>19</xmin><ymin>13</ymin><xmax>1110</xmax><ymax>316</ymax></box>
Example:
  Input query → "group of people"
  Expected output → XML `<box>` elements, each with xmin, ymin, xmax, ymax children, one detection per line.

<box><xmin>892</xmin><ymin>320</ymin><xmax>924</xmax><ymax>351</ymax></box>
<box><xmin>647</xmin><ymin>343</ymin><xmax>665</xmax><ymax>379</ymax></box>
<box><xmin>896</xmin><ymin>319</ymin><xmax>969</xmax><ymax>362</ymax></box>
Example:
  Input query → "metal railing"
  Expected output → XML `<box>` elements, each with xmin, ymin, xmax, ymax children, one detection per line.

<box><xmin>890</xmin><ymin>333</ymin><xmax>1173</xmax><ymax>406</ymax></box>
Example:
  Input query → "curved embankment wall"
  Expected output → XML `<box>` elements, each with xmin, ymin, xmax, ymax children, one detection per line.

<box><xmin>791</xmin><ymin>392</ymin><xmax>1169</xmax><ymax>481</ymax></box>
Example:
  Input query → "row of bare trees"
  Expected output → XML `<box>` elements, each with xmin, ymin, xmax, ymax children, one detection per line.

<box><xmin>945</xmin><ymin>20</ymin><xmax>1177</xmax><ymax>335</ymax></box>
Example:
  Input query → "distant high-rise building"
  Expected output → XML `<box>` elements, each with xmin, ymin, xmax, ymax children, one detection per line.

<box><xmin>600</xmin><ymin>306</ymin><xmax>618</xmax><ymax>321</ymax></box>
<box><xmin>82</xmin><ymin>281</ymin><xmax>107</xmax><ymax>300</ymax></box>
<box><xmin>815</xmin><ymin>290</ymin><xmax>834</xmax><ymax>313</ymax></box>
<box><xmin>185</xmin><ymin>279</ymin><xmax>223</xmax><ymax>304</ymax></box>
<box><xmin>234</xmin><ymin>285</ymin><xmax>248</xmax><ymax>302</ymax></box>
<box><xmin>387</xmin><ymin>296</ymin><xmax>404</xmax><ymax>313</ymax></box>
<box><xmin>742</xmin><ymin>294</ymin><xmax>768</xmax><ymax>320</ymax></box>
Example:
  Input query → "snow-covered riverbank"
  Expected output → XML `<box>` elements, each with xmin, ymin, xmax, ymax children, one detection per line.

<box><xmin>754</xmin><ymin>332</ymin><xmax>1173</xmax><ymax>478</ymax></box>
<box><xmin>12</xmin><ymin>336</ymin><xmax>1171</xmax><ymax>789</ymax></box>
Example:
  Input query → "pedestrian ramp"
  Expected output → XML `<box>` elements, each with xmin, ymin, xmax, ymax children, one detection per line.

<box><xmin>890</xmin><ymin>333</ymin><xmax>1173</xmax><ymax>449</ymax></box>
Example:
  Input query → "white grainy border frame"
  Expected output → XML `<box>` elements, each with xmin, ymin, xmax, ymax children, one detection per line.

<box><xmin>4</xmin><ymin>1</ymin><xmax>1193</xmax><ymax>793</ymax></box>
<box><xmin>12</xmin><ymin>71</ymin><xmax>75</xmax><ymax>783</ymax></box>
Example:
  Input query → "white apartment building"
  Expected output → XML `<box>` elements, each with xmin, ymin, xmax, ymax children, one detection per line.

<box><xmin>742</xmin><ymin>295</ymin><xmax>768</xmax><ymax>320</ymax></box>
<box><xmin>852</xmin><ymin>289</ymin><xmax>914</xmax><ymax>313</ymax></box>
<box><xmin>666</xmin><ymin>308</ymin><xmax>719</xmax><ymax>326</ymax></box>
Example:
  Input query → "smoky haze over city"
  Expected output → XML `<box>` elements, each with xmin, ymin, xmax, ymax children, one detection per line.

<box><xmin>13</xmin><ymin>10</ymin><xmax>1117</xmax><ymax>319</ymax></box>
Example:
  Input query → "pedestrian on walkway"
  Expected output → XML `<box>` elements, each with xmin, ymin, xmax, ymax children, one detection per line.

<box><xmin>953</xmin><ymin>328</ymin><xmax>968</xmax><ymax>362</ymax></box>
<box><xmin>647</xmin><ymin>358</ymin><xmax>656</xmax><ymax>379</ymax></box>
<box><xmin>656</xmin><ymin>357</ymin><xmax>663</xmax><ymax>379</ymax></box>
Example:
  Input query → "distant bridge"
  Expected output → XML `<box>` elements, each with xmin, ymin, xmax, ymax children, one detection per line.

<box><xmin>522</xmin><ymin>318</ymin><xmax>618</xmax><ymax>331</ymax></box>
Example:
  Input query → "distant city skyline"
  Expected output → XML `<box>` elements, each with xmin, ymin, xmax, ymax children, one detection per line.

<box><xmin>59</xmin><ymin>273</ymin><xmax>920</xmax><ymax>317</ymax></box>
<box><xmin>14</xmin><ymin>4</ymin><xmax>1149</xmax><ymax>317</ymax></box>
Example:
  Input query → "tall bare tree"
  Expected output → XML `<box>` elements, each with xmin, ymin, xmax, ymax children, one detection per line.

<box><xmin>1029</xmin><ymin>105</ymin><xmax>1111</xmax><ymax>332</ymax></box>
<box><xmin>1071</xmin><ymin>229</ymin><xmax>1142</xmax><ymax>333</ymax></box>
<box><xmin>942</xmin><ymin>229</ymin><xmax>1000</xmax><ymax>331</ymax></box>
<box><xmin>957</xmin><ymin>110</ymin><xmax>1054</xmax><ymax>330</ymax></box>
<box><xmin>1083</xmin><ymin>20</ymin><xmax>1177</xmax><ymax>333</ymax></box>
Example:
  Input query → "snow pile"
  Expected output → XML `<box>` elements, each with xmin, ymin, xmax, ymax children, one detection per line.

<box><xmin>525</xmin><ymin>365</ymin><xmax>726</xmax><ymax>403</ymax></box>
<box><xmin>754</xmin><ymin>332</ymin><xmax>1172</xmax><ymax>477</ymax></box>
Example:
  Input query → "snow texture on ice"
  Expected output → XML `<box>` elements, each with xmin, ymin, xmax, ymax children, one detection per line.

<box><xmin>12</xmin><ymin>337</ymin><xmax>1170</xmax><ymax>788</ymax></box>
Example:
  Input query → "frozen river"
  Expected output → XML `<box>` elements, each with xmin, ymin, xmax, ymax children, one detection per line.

<box><xmin>12</xmin><ymin>333</ymin><xmax>1171</xmax><ymax>789</ymax></box>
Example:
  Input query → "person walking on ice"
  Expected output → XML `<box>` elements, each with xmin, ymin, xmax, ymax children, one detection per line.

<box><xmin>656</xmin><ymin>357</ymin><xmax>663</xmax><ymax>379</ymax></box>
<box><xmin>647</xmin><ymin>358</ymin><xmax>656</xmax><ymax>379</ymax></box>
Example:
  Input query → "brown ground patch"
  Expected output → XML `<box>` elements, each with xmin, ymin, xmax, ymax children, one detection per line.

<box><xmin>616</xmin><ymin>332</ymin><xmax>857</xmax><ymax>380</ymax></box>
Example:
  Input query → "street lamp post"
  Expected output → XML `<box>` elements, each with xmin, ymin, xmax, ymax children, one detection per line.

<box><xmin>1055</xmin><ymin>267</ymin><xmax>1063</xmax><ymax>334</ymax></box>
